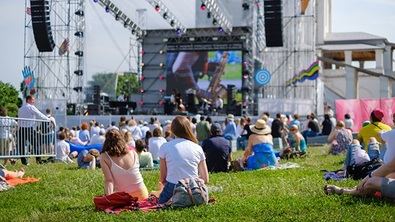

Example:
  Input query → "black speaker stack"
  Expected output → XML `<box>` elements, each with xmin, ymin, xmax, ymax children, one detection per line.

<box><xmin>30</xmin><ymin>0</ymin><xmax>55</xmax><ymax>52</ymax></box>
<box><xmin>187</xmin><ymin>93</ymin><xmax>197</xmax><ymax>114</ymax></box>
<box><xmin>264</xmin><ymin>0</ymin><xmax>283</xmax><ymax>47</ymax></box>
<box><xmin>226</xmin><ymin>85</ymin><xmax>237</xmax><ymax>114</ymax></box>
<box><xmin>93</xmin><ymin>85</ymin><xmax>101</xmax><ymax>105</ymax></box>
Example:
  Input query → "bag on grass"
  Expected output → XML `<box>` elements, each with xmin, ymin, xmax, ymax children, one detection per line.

<box><xmin>346</xmin><ymin>158</ymin><xmax>383</xmax><ymax>180</ymax></box>
<box><xmin>171</xmin><ymin>178</ymin><xmax>208</xmax><ymax>208</ymax></box>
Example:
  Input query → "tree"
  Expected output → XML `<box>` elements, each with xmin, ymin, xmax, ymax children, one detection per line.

<box><xmin>0</xmin><ymin>81</ymin><xmax>20</xmax><ymax>117</ymax></box>
<box><xmin>87</xmin><ymin>73</ymin><xmax>118</xmax><ymax>99</ymax></box>
<box><xmin>116</xmin><ymin>72</ymin><xmax>139</xmax><ymax>97</ymax></box>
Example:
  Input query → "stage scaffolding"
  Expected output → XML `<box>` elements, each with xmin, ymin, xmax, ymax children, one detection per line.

<box><xmin>24</xmin><ymin>0</ymin><xmax>85</xmax><ymax>104</ymax></box>
<box><xmin>257</xmin><ymin>0</ymin><xmax>317</xmax><ymax>109</ymax></box>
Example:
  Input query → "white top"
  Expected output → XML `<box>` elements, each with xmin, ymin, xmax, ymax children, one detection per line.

<box><xmin>344</xmin><ymin>119</ymin><xmax>354</xmax><ymax>129</ymax></box>
<box><xmin>89</xmin><ymin>134</ymin><xmax>105</xmax><ymax>145</ymax></box>
<box><xmin>106</xmin><ymin>125</ymin><xmax>119</xmax><ymax>132</ymax></box>
<box><xmin>56</xmin><ymin>140</ymin><xmax>70</xmax><ymax>161</ymax></box>
<box><xmin>381</xmin><ymin>129</ymin><xmax>395</xmax><ymax>164</ymax></box>
<box><xmin>90</xmin><ymin>126</ymin><xmax>101</xmax><ymax>137</ymax></box>
<box><xmin>148</xmin><ymin>137</ymin><xmax>167</xmax><ymax>161</ymax></box>
<box><xmin>128</xmin><ymin>126</ymin><xmax>143</xmax><ymax>140</ymax></box>
<box><xmin>159</xmin><ymin>138</ymin><xmax>205</xmax><ymax>184</ymax></box>
<box><xmin>47</xmin><ymin>115</ymin><xmax>56</xmax><ymax>130</ymax></box>
<box><xmin>105</xmin><ymin>152</ymin><xmax>144</xmax><ymax>193</ymax></box>
<box><xmin>140</xmin><ymin>125</ymin><xmax>150</xmax><ymax>138</ymax></box>
<box><xmin>215</xmin><ymin>98</ymin><xmax>223</xmax><ymax>109</ymax></box>
<box><xmin>18</xmin><ymin>103</ymin><xmax>49</xmax><ymax>127</ymax></box>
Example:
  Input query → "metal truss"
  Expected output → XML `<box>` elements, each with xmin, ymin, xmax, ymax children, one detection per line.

<box><xmin>24</xmin><ymin>0</ymin><xmax>85</xmax><ymax>104</ymax></box>
<box><xmin>144</xmin><ymin>0</ymin><xmax>187</xmax><ymax>34</ymax></box>
<box><xmin>201</xmin><ymin>0</ymin><xmax>233</xmax><ymax>34</ymax></box>
<box><xmin>97</xmin><ymin>0</ymin><xmax>145</xmax><ymax>38</ymax></box>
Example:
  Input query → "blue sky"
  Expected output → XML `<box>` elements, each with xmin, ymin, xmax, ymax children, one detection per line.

<box><xmin>0</xmin><ymin>0</ymin><xmax>394</xmax><ymax>90</ymax></box>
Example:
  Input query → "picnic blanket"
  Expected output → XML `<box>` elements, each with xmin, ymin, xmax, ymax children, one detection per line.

<box><xmin>93</xmin><ymin>192</ymin><xmax>164</xmax><ymax>214</ymax></box>
<box><xmin>68</xmin><ymin>142</ymin><xmax>102</xmax><ymax>153</ymax></box>
<box><xmin>0</xmin><ymin>177</ymin><xmax>40</xmax><ymax>192</ymax></box>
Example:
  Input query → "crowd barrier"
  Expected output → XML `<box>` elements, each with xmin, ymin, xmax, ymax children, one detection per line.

<box><xmin>0</xmin><ymin>117</ymin><xmax>56</xmax><ymax>159</ymax></box>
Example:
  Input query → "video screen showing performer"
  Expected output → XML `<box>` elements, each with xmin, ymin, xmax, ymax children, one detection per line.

<box><xmin>166</xmin><ymin>50</ymin><xmax>242</xmax><ymax>107</ymax></box>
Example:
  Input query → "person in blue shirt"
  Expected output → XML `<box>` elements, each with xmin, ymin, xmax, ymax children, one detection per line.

<box><xmin>223</xmin><ymin>114</ymin><xmax>237</xmax><ymax>140</ymax></box>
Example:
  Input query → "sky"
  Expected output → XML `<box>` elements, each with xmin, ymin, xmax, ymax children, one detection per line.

<box><xmin>0</xmin><ymin>0</ymin><xmax>394</xmax><ymax>90</ymax></box>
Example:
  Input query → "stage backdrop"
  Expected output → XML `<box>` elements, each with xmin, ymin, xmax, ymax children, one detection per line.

<box><xmin>335</xmin><ymin>98</ymin><xmax>395</xmax><ymax>132</ymax></box>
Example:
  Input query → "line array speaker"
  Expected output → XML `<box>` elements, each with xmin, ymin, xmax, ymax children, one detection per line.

<box><xmin>264</xmin><ymin>0</ymin><xmax>283</xmax><ymax>47</ymax></box>
<box><xmin>30</xmin><ymin>0</ymin><xmax>55</xmax><ymax>52</ymax></box>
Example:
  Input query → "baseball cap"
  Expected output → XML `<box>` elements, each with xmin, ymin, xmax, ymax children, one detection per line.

<box><xmin>372</xmin><ymin>109</ymin><xmax>384</xmax><ymax>121</ymax></box>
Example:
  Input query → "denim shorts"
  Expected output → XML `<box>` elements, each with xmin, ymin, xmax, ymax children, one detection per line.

<box><xmin>381</xmin><ymin>178</ymin><xmax>395</xmax><ymax>199</ymax></box>
<box><xmin>0</xmin><ymin>169</ymin><xmax>5</xmax><ymax>178</ymax></box>
<box><xmin>158</xmin><ymin>181</ymin><xmax>176</xmax><ymax>204</ymax></box>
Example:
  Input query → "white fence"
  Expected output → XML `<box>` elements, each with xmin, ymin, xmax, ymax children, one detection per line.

<box><xmin>0</xmin><ymin>117</ymin><xmax>56</xmax><ymax>159</ymax></box>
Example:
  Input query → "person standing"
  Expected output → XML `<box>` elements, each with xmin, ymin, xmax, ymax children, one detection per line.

<box><xmin>17</xmin><ymin>95</ymin><xmax>51</xmax><ymax>165</ymax></box>
<box><xmin>271</xmin><ymin>113</ymin><xmax>285</xmax><ymax>152</ymax></box>
<box><xmin>196</xmin><ymin>116</ymin><xmax>210</xmax><ymax>144</ymax></box>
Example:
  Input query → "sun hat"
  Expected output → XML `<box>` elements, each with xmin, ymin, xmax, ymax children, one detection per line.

<box><xmin>250</xmin><ymin>119</ymin><xmax>271</xmax><ymax>135</ymax></box>
<box><xmin>227</xmin><ymin>114</ymin><xmax>235</xmax><ymax>120</ymax></box>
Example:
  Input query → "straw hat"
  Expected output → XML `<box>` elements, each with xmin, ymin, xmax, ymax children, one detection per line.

<box><xmin>250</xmin><ymin>119</ymin><xmax>271</xmax><ymax>135</ymax></box>
<box><xmin>227</xmin><ymin>114</ymin><xmax>235</xmax><ymax>121</ymax></box>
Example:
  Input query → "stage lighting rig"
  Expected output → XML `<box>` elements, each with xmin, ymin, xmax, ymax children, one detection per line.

<box><xmin>145</xmin><ymin>0</ymin><xmax>187</xmax><ymax>35</ymax></box>
<box><xmin>201</xmin><ymin>0</ymin><xmax>233</xmax><ymax>34</ymax></box>
<box><xmin>97</xmin><ymin>0</ymin><xmax>145</xmax><ymax>38</ymax></box>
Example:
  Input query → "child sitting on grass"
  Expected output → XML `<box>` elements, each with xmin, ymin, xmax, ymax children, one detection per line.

<box><xmin>135</xmin><ymin>139</ymin><xmax>154</xmax><ymax>169</ymax></box>
<box><xmin>55</xmin><ymin>132</ymin><xmax>73</xmax><ymax>164</ymax></box>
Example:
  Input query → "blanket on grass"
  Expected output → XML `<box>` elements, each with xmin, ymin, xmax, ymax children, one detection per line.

<box><xmin>0</xmin><ymin>177</ymin><xmax>40</xmax><ymax>192</ymax></box>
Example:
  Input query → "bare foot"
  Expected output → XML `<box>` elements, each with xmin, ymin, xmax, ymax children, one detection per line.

<box><xmin>324</xmin><ymin>185</ymin><xmax>344</xmax><ymax>195</ymax></box>
<box><xmin>17</xmin><ymin>168</ymin><xmax>25</xmax><ymax>178</ymax></box>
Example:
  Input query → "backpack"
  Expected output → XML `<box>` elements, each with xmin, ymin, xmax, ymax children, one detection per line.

<box><xmin>170</xmin><ymin>178</ymin><xmax>208</xmax><ymax>208</ymax></box>
<box><xmin>346</xmin><ymin>158</ymin><xmax>383</xmax><ymax>180</ymax></box>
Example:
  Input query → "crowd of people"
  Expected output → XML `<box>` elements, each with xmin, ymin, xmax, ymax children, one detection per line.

<box><xmin>1</xmin><ymin>95</ymin><xmax>395</xmax><ymax>204</ymax></box>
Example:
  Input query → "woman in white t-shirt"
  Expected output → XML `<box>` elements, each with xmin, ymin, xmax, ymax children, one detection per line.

<box><xmin>157</xmin><ymin>116</ymin><xmax>209</xmax><ymax>204</ymax></box>
<box><xmin>148</xmin><ymin>128</ymin><xmax>167</xmax><ymax>164</ymax></box>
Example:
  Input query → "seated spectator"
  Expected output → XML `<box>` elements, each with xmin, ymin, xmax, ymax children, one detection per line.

<box><xmin>164</xmin><ymin>130</ymin><xmax>173</xmax><ymax>142</ymax></box>
<box><xmin>242</xmin><ymin>119</ymin><xmax>277</xmax><ymax>170</ymax></box>
<box><xmin>328</xmin><ymin>121</ymin><xmax>353</xmax><ymax>155</ymax></box>
<box><xmin>202</xmin><ymin>123</ymin><xmax>231</xmax><ymax>173</ymax></box>
<box><xmin>127</xmin><ymin>119</ymin><xmax>142</xmax><ymax>141</ymax></box>
<box><xmin>367</xmin><ymin>137</ymin><xmax>381</xmax><ymax>161</ymax></box>
<box><xmin>55</xmin><ymin>132</ymin><xmax>73</xmax><ymax>163</ymax></box>
<box><xmin>358</xmin><ymin>109</ymin><xmax>391</xmax><ymax>152</ymax></box>
<box><xmin>89</xmin><ymin>129</ymin><xmax>105</xmax><ymax>145</ymax></box>
<box><xmin>79</xmin><ymin>122</ymin><xmax>90</xmax><ymax>143</ymax></box>
<box><xmin>106</xmin><ymin>121</ymin><xmax>119</xmax><ymax>132</ymax></box>
<box><xmin>344</xmin><ymin>139</ymin><xmax>370</xmax><ymax>169</ymax></box>
<box><xmin>90</xmin><ymin>122</ymin><xmax>101</xmax><ymax>137</ymax></box>
<box><xmin>288</xmin><ymin>125</ymin><xmax>307</xmax><ymax>154</ymax></box>
<box><xmin>302</xmin><ymin>115</ymin><xmax>320</xmax><ymax>139</ymax></box>
<box><xmin>135</xmin><ymin>139</ymin><xmax>154</xmax><ymax>169</ymax></box>
<box><xmin>77</xmin><ymin>149</ymin><xmax>100</xmax><ymax>170</ymax></box>
<box><xmin>100</xmin><ymin>129</ymin><xmax>148</xmax><ymax>200</ymax></box>
<box><xmin>344</xmin><ymin>113</ymin><xmax>354</xmax><ymax>131</ymax></box>
<box><xmin>321</xmin><ymin>114</ymin><xmax>332</xmax><ymax>136</ymax></box>
<box><xmin>123</xmin><ymin>131</ymin><xmax>135</xmax><ymax>151</ymax></box>
<box><xmin>69</xmin><ymin>130</ymin><xmax>88</xmax><ymax>146</ymax></box>
<box><xmin>148</xmin><ymin>128</ymin><xmax>167</xmax><ymax>164</ymax></box>
<box><xmin>0</xmin><ymin>166</ymin><xmax>25</xmax><ymax>180</ymax></box>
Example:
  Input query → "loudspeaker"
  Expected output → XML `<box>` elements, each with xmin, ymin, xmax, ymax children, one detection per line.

<box><xmin>87</xmin><ymin>104</ymin><xmax>99</xmax><ymax>115</ymax></box>
<box><xmin>264</xmin><ymin>0</ymin><xmax>283</xmax><ymax>47</ymax></box>
<box><xmin>163</xmin><ymin>98</ymin><xmax>174</xmax><ymax>115</ymax></box>
<box><xmin>187</xmin><ymin>93</ymin><xmax>197</xmax><ymax>113</ymax></box>
<box><xmin>226</xmin><ymin>85</ymin><xmax>237</xmax><ymax>114</ymax></box>
<box><xmin>93</xmin><ymin>85</ymin><xmax>100</xmax><ymax>105</ymax></box>
<box><xmin>30</xmin><ymin>0</ymin><xmax>55</xmax><ymax>52</ymax></box>
<box><xmin>66</xmin><ymin>103</ymin><xmax>76</xmax><ymax>115</ymax></box>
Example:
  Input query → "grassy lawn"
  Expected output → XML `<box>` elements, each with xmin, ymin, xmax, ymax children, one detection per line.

<box><xmin>1</xmin><ymin>146</ymin><xmax>394</xmax><ymax>221</ymax></box>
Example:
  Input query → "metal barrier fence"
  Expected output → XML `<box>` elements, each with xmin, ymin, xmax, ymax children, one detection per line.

<box><xmin>0</xmin><ymin>117</ymin><xmax>56</xmax><ymax>159</ymax></box>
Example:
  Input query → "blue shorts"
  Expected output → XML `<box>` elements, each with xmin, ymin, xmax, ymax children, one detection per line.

<box><xmin>158</xmin><ymin>181</ymin><xmax>176</xmax><ymax>204</ymax></box>
<box><xmin>0</xmin><ymin>169</ymin><xmax>5</xmax><ymax>178</ymax></box>
<box><xmin>381</xmin><ymin>178</ymin><xmax>395</xmax><ymax>199</ymax></box>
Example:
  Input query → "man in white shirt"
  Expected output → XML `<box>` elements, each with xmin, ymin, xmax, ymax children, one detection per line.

<box><xmin>17</xmin><ymin>95</ymin><xmax>51</xmax><ymax>165</ymax></box>
<box><xmin>89</xmin><ymin>129</ymin><xmax>106</xmax><ymax>145</ymax></box>
<box><xmin>214</xmin><ymin>96</ymin><xmax>223</xmax><ymax>112</ymax></box>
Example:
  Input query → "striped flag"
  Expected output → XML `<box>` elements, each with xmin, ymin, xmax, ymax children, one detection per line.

<box><xmin>58</xmin><ymin>38</ymin><xmax>70</xmax><ymax>56</ymax></box>
<box><xmin>26</xmin><ymin>7</ymin><xmax>31</xmax><ymax>15</ymax></box>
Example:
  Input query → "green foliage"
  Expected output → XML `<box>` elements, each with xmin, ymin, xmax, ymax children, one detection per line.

<box><xmin>87</xmin><ymin>73</ymin><xmax>119</xmax><ymax>98</ymax></box>
<box><xmin>1</xmin><ymin>147</ymin><xmax>394</xmax><ymax>221</ymax></box>
<box><xmin>0</xmin><ymin>81</ymin><xmax>20</xmax><ymax>117</ymax></box>
<box><xmin>116</xmin><ymin>72</ymin><xmax>139</xmax><ymax>97</ymax></box>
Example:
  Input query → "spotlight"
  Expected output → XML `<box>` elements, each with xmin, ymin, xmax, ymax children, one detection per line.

<box><xmin>218</xmin><ymin>27</ymin><xmax>224</xmax><ymax>33</ymax></box>
<box><xmin>212</xmin><ymin>19</ymin><xmax>218</xmax><ymax>26</ymax></box>
<box><xmin>93</xmin><ymin>0</ymin><xmax>98</xmax><ymax>2</ymax></box>
<box><xmin>212</xmin><ymin>36</ymin><xmax>218</xmax><ymax>41</ymax></box>
<box><xmin>159</xmin><ymin>50</ymin><xmax>164</xmax><ymax>54</ymax></box>
<box><xmin>189</xmin><ymin>37</ymin><xmax>195</xmax><ymax>41</ymax></box>
<box><xmin>159</xmin><ymin>75</ymin><xmax>165</xmax><ymax>80</ymax></box>
<box><xmin>140</xmin><ymin>75</ymin><xmax>145</xmax><ymax>81</ymax></box>
<box><xmin>200</xmin><ymin>2</ymin><xmax>206</xmax><ymax>10</ymax></box>
<box><xmin>207</xmin><ymin>11</ymin><xmax>211</xmax><ymax>18</ymax></box>
<box><xmin>170</xmin><ymin>20</ymin><xmax>175</xmax><ymax>27</ymax></box>
<box><xmin>159</xmin><ymin>63</ymin><xmax>164</xmax><ymax>67</ymax></box>
<box><xmin>131</xmin><ymin>29</ymin><xmax>136</xmax><ymax>34</ymax></box>
<box><xmin>140</xmin><ymin>88</ymin><xmax>145</xmax><ymax>93</ymax></box>
<box><xmin>124</xmin><ymin>22</ymin><xmax>128</xmax><ymax>28</ymax></box>
<box><xmin>75</xmin><ymin>10</ymin><xmax>84</xmax><ymax>16</ymax></box>
<box><xmin>159</xmin><ymin>89</ymin><xmax>165</xmax><ymax>93</ymax></box>
<box><xmin>105</xmin><ymin>5</ymin><xmax>110</xmax><ymax>13</ymax></box>
<box><xmin>74</xmin><ymin>31</ymin><xmax>83</xmax><ymax>37</ymax></box>
<box><xmin>242</xmin><ymin>3</ymin><xmax>249</xmax><ymax>10</ymax></box>
<box><xmin>75</xmin><ymin>51</ymin><xmax>83</xmax><ymax>57</ymax></box>
<box><xmin>115</xmin><ymin>14</ymin><xmax>120</xmax><ymax>21</ymax></box>
<box><xmin>73</xmin><ymin>87</ymin><xmax>82</xmax><ymax>92</ymax></box>
<box><xmin>154</xmin><ymin>5</ymin><xmax>160</xmax><ymax>12</ymax></box>
<box><xmin>140</xmin><ymin>62</ymin><xmax>145</xmax><ymax>67</ymax></box>
<box><xmin>163</xmin><ymin>12</ymin><xmax>168</xmax><ymax>19</ymax></box>
<box><xmin>74</xmin><ymin>70</ymin><xmax>83</xmax><ymax>76</ymax></box>
<box><xmin>176</xmin><ymin>28</ymin><xmax>182</xmax><ymax>36</ymax></box>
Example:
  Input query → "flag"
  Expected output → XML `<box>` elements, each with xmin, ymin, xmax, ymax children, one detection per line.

<box><xmin>58</xmin><ymin>38</ymin><xmax>70</xmax><ymax>56</ymax></box>
<box><xmin>26</xmin><ymin>7</ymin><xmax>31</xmax><ymax>15</ymax></box>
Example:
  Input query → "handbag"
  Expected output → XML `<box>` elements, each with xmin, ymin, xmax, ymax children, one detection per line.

<box><xmin>346</xmin><ymin>158</ymin><xmax>383</xmax><ymax>180</ymax></box>
<box><xmin>170</xmin><ymin>178</ymin><xmax>208</xmax><ymax>208</ymax></box>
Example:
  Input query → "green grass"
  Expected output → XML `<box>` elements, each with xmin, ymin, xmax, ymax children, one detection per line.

<box><xmin>1</xmin><ymin>146</ymin><xmax>394</xmax><ymax>222</ymax></box>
